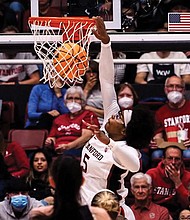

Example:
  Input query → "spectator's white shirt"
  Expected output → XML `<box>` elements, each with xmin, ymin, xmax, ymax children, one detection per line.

<box><xmin>137</xmin><ymin>51</ymin><xmax>190</xmax><ymax>82</ymax></box>
<box><xmin>0</xmin><ymin>53</ymin><xmax>38</xmax><ymax>82</ymax></box>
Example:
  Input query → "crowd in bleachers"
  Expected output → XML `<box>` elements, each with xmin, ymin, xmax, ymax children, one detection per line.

<box><xmin>0</xmin><ymin>1</ymin><xmax>190</xmax><ymax>220</ymax></box>
<box><xmin>0</xmin><ymin>0</ymin><xmax>190</xmax><ymax>33</ymax></box>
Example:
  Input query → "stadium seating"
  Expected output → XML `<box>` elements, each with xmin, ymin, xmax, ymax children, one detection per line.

<box><xmin>8</xmin><ymin>129</ymin><xmax>48</xmax><ymax>151</ymax></box>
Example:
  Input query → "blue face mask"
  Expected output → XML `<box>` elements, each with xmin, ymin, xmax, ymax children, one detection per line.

<box><xmin>10</xmin><ymin>195</ymin><xmax>28</xmax><ymax>212</ymax></box>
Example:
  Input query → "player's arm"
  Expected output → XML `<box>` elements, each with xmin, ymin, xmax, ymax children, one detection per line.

<box><xmin>82</xmin><ymin>120</ymin><xmax>140</xmax><ymax>172</ymax></box>
<box><xmin>107</xmin><ymin>138</ymin><xmax>140</xmax><ymax>172</ymax></box>
<box><xmin>93</xmin><ymin>17</ymin><xmax>120</xmax><ymax>125</ymax></box>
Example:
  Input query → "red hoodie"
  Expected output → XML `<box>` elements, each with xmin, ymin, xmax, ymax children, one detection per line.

<box><xmin>147</xmin><ymin>161</ymin><xmax>190</xmax><ymax>218</ymax></box>
<box><xmin>4</xmin><ymin>142</ymin><xmax>30</xmax><ymax>178</ymax></box>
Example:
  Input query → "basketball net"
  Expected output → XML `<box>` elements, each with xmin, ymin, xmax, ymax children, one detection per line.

<box><xmin>28</xmin><ymin>17</ymin><xmax>96</xmax><ymax>88</ymax></box>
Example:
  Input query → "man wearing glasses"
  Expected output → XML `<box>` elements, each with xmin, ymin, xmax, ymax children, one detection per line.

<box><xmin>151</xmin><ymin>75</ymin><xmax>190</xmax><ymax>160</ymax></box>
<box><xmin>146</xmin><ymin>145</ymin><xmax>190</xmax><ymax>220</ymax></box>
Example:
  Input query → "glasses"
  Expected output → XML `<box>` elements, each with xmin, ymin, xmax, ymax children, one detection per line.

<box><xmin>66</xmin><ymin>97</ymin><xmax>82</xmax><ymax>101</ymax></box>
<box><xmin>180</xmin><ymin>217</ymin><xmax>190</xmax><ymax>220</ymax></box>
<box><xmin>165</xmin><ymin>156</ymin><xmax>181</xmax><ymax>162</ymax></box>
<box><xmin>166</xmin><ymin>84</ymin><xmax>184</xmax><ymax>91</ymax></box>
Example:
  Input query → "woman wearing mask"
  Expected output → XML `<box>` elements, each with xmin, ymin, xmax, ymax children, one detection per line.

<box><xmin>45</xmin><ymin>86</ymin><xmax>100</xmax><ymax>157</ymax></box>
<box><xmin>117</xmin><ymin>83</ymin><xmax>150</xmax><ymax>172</ymax></box>
<box><xmin>117</xmin><ymin>83</ymin><xmax>138</xmax><ymax>110</ymax></box>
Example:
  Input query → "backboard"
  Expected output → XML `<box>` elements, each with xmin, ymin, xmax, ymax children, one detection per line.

<box><xmin>30</xmin><ymin>0</ymin><xmax>121</xmax><ymax>30</ymax></box>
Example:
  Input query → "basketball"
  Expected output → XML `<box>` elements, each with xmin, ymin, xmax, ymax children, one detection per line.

<box><xmin>53</xmin><ymin>43</ymin><xmax>88</xmax><ymax>80</ymax></box>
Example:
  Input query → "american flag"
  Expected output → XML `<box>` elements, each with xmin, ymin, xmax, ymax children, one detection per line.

<box><xmin>168</xmin><ymin>13</ymin><xmax>190</xmax><ymax>32</ymax></box>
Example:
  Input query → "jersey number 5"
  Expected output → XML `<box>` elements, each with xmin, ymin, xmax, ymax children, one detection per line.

<box><xmin>82</xmin><ymin>153</ymin><xmax>90</xmax><ymax>173</ymax></box>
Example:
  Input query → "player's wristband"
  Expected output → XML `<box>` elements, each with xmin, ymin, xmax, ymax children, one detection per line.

<box><xmin>101</xmin><ymin>41</ymin><xmax>111</xmax><ymax>47</ymax></box>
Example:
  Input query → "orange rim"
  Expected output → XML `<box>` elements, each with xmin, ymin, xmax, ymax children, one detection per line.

<box><xmin>29</xmin><ymin>16</ymin><xmax>95</xmax><ymax>28</ymax></box>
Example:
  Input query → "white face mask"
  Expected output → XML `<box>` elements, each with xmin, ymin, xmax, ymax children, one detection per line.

<box><xmin>66</xmin><ymin>102</ymin><xmax>82</xmax><ymax>113</ymax></box>
<box><xmin>167</xmin><ymin>91</ymin><xmax>183</xmax><ymax>104</ymax></box>
<box><xmin>118</xmin><ymin>97</ymin><xmax>134</xmax><ymax>109</ymax></box>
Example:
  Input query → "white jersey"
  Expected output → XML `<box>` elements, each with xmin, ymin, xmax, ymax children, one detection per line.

<box><xmin>81</xmin><ymin>137</ymin><xmax>129</xmax><ymax>205</ymax></box>
<box><xmin>80</xmin><ymin>42</ymin><xmax>140</xmax><ymax>220</ymax></box>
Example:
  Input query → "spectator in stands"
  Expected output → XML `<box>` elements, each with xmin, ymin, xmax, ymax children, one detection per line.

<box><xmin>0</xmin><ymin>177</ymin><xmax>44</xmax><ymax>220</ymax></box>
<box><xmin>8</xmin><ymin>0</ymin><xmax>27</xmax><ymax>15</ymax></box>
<box><xmin>27</xmin><ymin>149</ymin><xmax>53</xmax><ymax>201</ymax></box>
<box><xmin>117</xmin><ymin>83</ymin><xmax>151</xmax><ymax>172</ymax></box>
<box><xmin>98</xmin><ymin>0</ymin><xmax>113</xmax><ymax>21</ymax></box>
<box><xmin>8</xmin><ymin>0</ymin><xmax>28</xmax><ymax>31</ymax></box>
<box><xmin>96</xmin><ymin>50</ymin><xmax>127</xmax><ymax>85</ymax></box>
<box><xmin>121</xmin><ymin>0</ymin><xmax>137</xmax><ymax>32</ymax></box>
<box><xmin>25</xmin><ymin>82</ymin><xmax>69</xmax><ymax>131</ymax></box>
<box><xmin>45</xmin><ymin>86</ymin><xmax>99</xmax><ymax>157</ymax></box>
<box><xmin>130</xmin><ymin>172</ymin><xmax>171</xmax><ymax>220</ymax></box>
<box><xmin>151</xmin><ymin>76</ymin><xmax>190</xmax><ymax>160</ymax></box>
<box><xmin>116</xmin><ymin>83</ymin><xmax>139</xmax><ymax>111</ymax></box>
<box><xmin>91</xmin><ymin>189</ymin><xmax>125</xmax><ymax>220</ymax></box>
<box><xmin>0</xmin><ymin>131</ymin><xmax>30</xmax><ymax>179</ymax></box>
<box><xmin>0</xmin><ymin>25</ymin><xmax>40</xmax><ymax>84</ymax></box>
<box><xmin>29</xmin><ymin>155</ymin><xmax>111</xmax><ymax>220</ymax></box>
<box><xmin>179</xmin><ymin>209</ymin><xmax>190</xmax><ymax>220</ymax></box>
<box><xmin>0</xmin><ymin>2</ymin><xmax>18</xmax><ymax>31</ymax></box>
<box><xmin>83</xmin><ymin>60</ymin><xmax>104</xmax><ymax>126</ymax></box>
<box><xmin>113</xmin><ymin>51</ymin><xmax>127</xmax><ymax>85</ymax></box>
<box><xmin>23</xmin><ymin>0</ymin><xmax>64</xmax><ymax>32</ymax></box>
<box><xmin>146</xmin><ymin>144</ymin><xmax>190</xmax><ymax>219</ymax></box>
<box><xmin>135</xmin><ymin>29</ymin><xmax>190</xmax><ymax>85</ymax></box>
<box><xmin>0</xmin><ymin>152</ymin><xmax>12</xmax><ymax>201</ymax></box>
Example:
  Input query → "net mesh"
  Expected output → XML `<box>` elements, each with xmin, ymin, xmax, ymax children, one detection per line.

<box><xmin>28</xmin><ymin>17</ymin><xmax>96</xmax><ymax>87</ymax></box>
